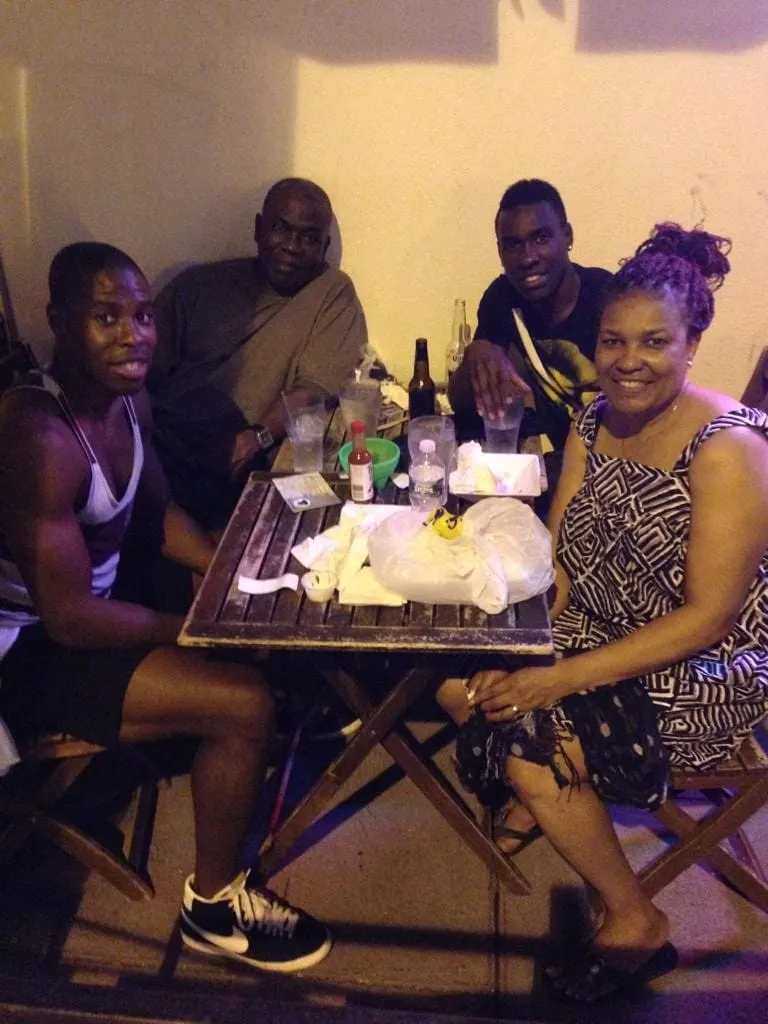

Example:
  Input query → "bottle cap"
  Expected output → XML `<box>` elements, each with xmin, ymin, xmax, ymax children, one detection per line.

<box><xmin>419</xmin><ymin>439</ymin><xmax>436</xmax><ymax>454</ymax></box>
<box><xmin>351</xmin><ymin>419</ymin><xmax>365</xmax><ymax>434</ymax></box>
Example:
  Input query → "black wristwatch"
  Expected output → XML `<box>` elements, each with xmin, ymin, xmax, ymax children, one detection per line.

<box><xmin>249</xmin><ymin>423</ymin><xmax>274</xmax><ymax>452</ymax></box>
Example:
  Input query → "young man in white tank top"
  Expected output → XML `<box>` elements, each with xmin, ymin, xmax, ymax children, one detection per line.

<box><xmin>0</xmin><ymin>243</ymin><xmax>331</xmax><ymax>973</ymax></box>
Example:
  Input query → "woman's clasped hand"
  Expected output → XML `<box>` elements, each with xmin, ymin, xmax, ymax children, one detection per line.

<box><xmin>468</xmin><ymin>665</ymin><xmax>575</xmax><ymax>721</ymax></box>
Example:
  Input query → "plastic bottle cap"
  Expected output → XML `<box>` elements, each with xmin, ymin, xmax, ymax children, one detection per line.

<box><xmin>419</xmin><ymin>439</ymin><xmax>436</xmax><ymax>454</ymax></box>
<box><xmin>351</xmin><ymin>419</ymin><xmax>365</xmax><ymax>434</ymax></box>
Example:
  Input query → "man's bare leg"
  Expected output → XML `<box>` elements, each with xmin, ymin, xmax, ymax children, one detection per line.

<box><xmin>116</xmin><ymin>645</ymin><xmax>331</xmax><ymax>972</ymax></box>
<box><xmin>118</xmin><ymin>646</ymin><xmax>273</xmax><ymax>896</ymax></box>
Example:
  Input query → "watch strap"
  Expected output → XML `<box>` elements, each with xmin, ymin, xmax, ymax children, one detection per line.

<box><xmin>250</xmin><ymin>423</ymin><xmax>274</xmax><ymax>451</ymax></box>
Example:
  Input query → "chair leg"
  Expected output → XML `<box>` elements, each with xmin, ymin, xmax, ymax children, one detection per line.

<box><xmin>0</xmin><ymin>755</ymin><xmax>95</xmax><ymax>863</ymax></box>
<box><xmin>127</xmin><ymin>778</ymin><xmax>160</xmax><ymax>883</ymax></box>
<box><xmin>641</xmin><ymin>780</ymin><xmax>768</xmax><ymax>914</ymax></box>
<box><xmin>32</xmin><ymin>811</ymin><xmax>154</xmax><ymax>901</ymax></box>
<box><xmin>709</xmin><ymin>790</ymin><xmax>768</xmax><ymax>885</ymax></box>
<box><xmin>0</xmin><ymin>756</ymin><xmax>159</xmax><ymax>901</ymax></box>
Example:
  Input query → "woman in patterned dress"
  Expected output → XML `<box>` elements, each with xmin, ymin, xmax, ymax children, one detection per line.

<box><xmin>438</xmin><ymin>224</ymin><xmax>768</xmax><ymax>1001</ymax></box>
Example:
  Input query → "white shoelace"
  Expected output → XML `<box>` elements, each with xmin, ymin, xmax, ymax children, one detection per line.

<box><xmin>233</xmin><ymin>886</ymin><xmax>299</xmax><ymax>938</ymax></box>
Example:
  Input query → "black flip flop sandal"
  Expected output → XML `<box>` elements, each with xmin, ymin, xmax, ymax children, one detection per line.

<box><xmin>492</xmin><ymin>805</ymin><xmax>544</xmax><ymax>857</ymax></box>
<box><xmin>545</xmin><ymin>940</ymin><xmax>678</xmax><ymax>1003</ymax></box>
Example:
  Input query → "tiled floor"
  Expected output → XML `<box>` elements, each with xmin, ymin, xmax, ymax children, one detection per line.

<box><xmin>1</xmin><ymin>722</ymin><xmax>767</xmax><ymax>1023</ymax></box>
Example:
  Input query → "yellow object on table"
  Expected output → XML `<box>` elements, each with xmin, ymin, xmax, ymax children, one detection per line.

<box><xmin>425</xmin><ymin>506</ymin><xmax>463</xmax><ymax>540</ymax></box>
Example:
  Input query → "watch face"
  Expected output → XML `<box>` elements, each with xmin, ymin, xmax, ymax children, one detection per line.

<box><xmin>256</xmin><ymin>426</ymin><xmax>273</xmax><ymax>449</ymax></box>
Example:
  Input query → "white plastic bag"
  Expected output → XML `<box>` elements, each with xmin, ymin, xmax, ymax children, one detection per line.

<box><xmin>462</xmin><ymin>498</ymin><xmax>555</xmax><ymax>603</ymax></box>
<box><xmin>367</xmin><ymin>508</ymin><xmax>508</xmax><ymax>613</ymax></box>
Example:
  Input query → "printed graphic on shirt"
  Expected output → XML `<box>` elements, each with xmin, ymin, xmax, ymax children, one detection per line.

<box><xmin>532</xmin><ymin>336</ymin><xmax>600</xmax><ymax>413</ymax></box>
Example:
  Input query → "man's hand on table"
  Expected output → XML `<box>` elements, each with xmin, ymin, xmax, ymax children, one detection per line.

<box><xmin>468</xmin><ymin>663</ymin><xmax>573</xmax><ymax>721</ymax></box>
<box><xmin>465</xmin><ymin>340</ymin><xmax>530</xmax><ymax>420</ymax></box>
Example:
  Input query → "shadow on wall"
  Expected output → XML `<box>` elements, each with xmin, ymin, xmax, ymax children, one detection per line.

<box><xmin>0</xmin><ymin>0</ymin><xmax>501</xmax><ymax>350</ymax></box>
<box><xmin>250</xmin><ymin>0</ymin><xmax>499</xmax><ymax>64</ymax></box>
<box><xmin>574</xmin><ymin>0</ymin><xmax>768</xmax><ymax>52</ymax></box>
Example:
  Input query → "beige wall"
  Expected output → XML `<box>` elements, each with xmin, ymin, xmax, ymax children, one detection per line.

<box><xmin>2</xmin><ymin>1</ymin><xmax>767</xmax><ymax>393</ymax></box>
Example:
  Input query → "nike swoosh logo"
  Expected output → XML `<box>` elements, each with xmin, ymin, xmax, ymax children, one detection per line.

<box><xmin>182</xmin><ymin>913</ymin><xmax>249</xmax><ymax>954</ymax></box>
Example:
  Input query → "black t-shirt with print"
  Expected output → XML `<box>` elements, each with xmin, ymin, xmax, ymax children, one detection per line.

<box><xmin>469</xmin><ymin>264</ymin><xmax>613</xmax><ymax>452</ymax></box>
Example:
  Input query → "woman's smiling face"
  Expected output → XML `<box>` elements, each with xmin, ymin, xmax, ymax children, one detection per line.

<box><xmin>596</xmin><ymin>289</ymin><xmax>699</xmax><ymax>418</ymax></box>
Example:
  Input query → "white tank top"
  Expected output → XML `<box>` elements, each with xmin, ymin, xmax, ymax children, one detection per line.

<box><xmin>0</xmin><ymin>371</ymin><xmax>144</xmax><ymax>640</ymax></box>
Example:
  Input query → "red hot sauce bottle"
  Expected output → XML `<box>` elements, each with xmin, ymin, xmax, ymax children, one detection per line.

<box><xmin>349</xmin><ymin>419</ymin><xmax>374</xmax><ymax>503</ymax></box>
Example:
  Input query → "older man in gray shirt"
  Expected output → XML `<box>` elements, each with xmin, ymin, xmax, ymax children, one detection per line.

<box><xmin>148</xmin><ymin>178</ymin><xmax>367</xmax><ymax>528</ymax></box>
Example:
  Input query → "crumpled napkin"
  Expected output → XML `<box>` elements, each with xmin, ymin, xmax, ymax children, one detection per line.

<box><xmin>449</xmin><ymin>442</ymin><xmax>541</xmax><ymax>497</ymax></box>
<box><xmin>290</xmin><ymin>502</ymin><xmax>405</xmax><ymax>605</ymax></box>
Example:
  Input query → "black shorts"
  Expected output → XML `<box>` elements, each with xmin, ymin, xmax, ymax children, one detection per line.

<box><xmin>0</xmin><ymin>623</ymin><xmax>152</xmax><ymax>749</ymax></box>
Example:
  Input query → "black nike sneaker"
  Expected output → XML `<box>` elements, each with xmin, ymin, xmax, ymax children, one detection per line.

<box><xmin>180</xmin><ymin>871</ymin><xmax>332</xmax><ymax>972</ymax></box>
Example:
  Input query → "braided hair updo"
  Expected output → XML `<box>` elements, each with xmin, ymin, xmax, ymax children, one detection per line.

<box><xmin>609</xmin><ymin>223</ymin><xmax>732</xmax><ymax>337</ymax></box>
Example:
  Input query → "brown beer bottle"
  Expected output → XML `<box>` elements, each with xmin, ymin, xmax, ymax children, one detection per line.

<box><xmin>408</xmin><ymin>338</ymin><xmax>436</xmax><ymax>420</ymax></box>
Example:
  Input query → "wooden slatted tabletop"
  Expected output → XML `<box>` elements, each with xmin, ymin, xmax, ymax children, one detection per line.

<box><xmin>179</xmin><ymin>473</ymin><xmax>554</xmax><ymax>657</ymax></box>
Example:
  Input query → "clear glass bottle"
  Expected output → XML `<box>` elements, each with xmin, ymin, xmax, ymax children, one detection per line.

<box><xmin>408</xmin><ymin>338</ymin><xmax>436</xmax><ymax>420</ymax></box>
<box><xmin>349</xmin><ymin>419</ymin><xmax>374</xmax><ymax>503</ymax></box>
<box><xmin>409</xmin><ymin>438</ymin><xmax>446</xmax><ymax>513</ymax></box>
<box><xmin>446</xmin><ymin>299</ymin><xmax>469</xmax><ymax>384</ymax></box>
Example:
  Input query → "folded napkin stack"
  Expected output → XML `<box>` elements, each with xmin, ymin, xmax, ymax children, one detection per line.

<box><xmin>449</xmin><ymin>442</ymin><xmax>541</xmax><ymax>497</ymax></box>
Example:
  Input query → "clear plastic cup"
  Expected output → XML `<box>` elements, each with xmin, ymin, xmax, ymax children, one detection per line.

<box><xmin>282</xmin><ymin>392</ymin><xmax>326</xmax><ymax>472</ymax></box>
<box><xmin>481</xmin><ymin>399</ymin><xmax>524</xmax><ymax>453</ymax></box>
<box><xmin>338</xmin><ymin>379</ymin><xmax>382</xmax><ymax>440</ymax></box>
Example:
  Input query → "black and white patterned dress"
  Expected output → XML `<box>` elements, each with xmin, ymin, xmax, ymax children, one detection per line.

<box><xmin>556</xmin><ymin>399</ymin><xmax>768</xmax><ymax>770</ymax></box>
<box><xmin>455</xmin><ymin>399</ymin><xmax>768</xmax><ymax>812</ymax></box>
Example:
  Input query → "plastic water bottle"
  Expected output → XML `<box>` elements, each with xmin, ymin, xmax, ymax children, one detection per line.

<box><xmin>409</xmin><ymin>438</ymin><xmax>446</xmax><ymax>512</ymax></box>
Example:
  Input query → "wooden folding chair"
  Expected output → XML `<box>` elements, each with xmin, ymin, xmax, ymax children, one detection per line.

<box><xmin>639</xmin><ymin>733</ymin><xmax>768</xmax><ymax>914</ymax></box>
<box><xmin>0</xmin><ymin>733</ymin><xmax>161</xmax><ymax>901</ymax></box>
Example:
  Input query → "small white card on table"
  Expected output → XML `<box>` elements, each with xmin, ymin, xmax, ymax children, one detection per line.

<box><xmin>272</xmin><ymin>473</ymin><xmax>342</xmax><ymax>513</ymax></box>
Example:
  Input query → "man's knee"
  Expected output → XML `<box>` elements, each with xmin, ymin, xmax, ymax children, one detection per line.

<box><xmin>141</xmin><ymin>647</ymin><xmax>276</xmax><ymax>738</ymax></box>
<box><xmin>214</xmin><ymin>663</ymin><xmax>276</xmax><ymax>737</ymax></box>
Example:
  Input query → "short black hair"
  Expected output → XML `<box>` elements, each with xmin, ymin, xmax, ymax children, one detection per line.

<box><xmin>261</xmin><ymin>178</ymin><xmax>332</xmax><ymax>224</ymax></box>
<box><xmin>48</xmin><ymin>242</ymin><xmax>144</xmax><ymax>309</ymax></box>
<box><xmin>497</xmin><ymin>179</ymin><xmax>568</xmax><ymax>225</ymax></box>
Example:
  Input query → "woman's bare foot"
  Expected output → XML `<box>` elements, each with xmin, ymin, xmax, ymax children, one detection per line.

<box><xmin>593</xmin><ymin>904</ymin><xmax>669</xmax><ymax>966</ymax></box>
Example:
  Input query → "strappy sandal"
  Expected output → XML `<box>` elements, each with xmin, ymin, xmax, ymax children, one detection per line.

<box><xmin>544</xmin><ymin>941</ymin><xmax>678</xmax><ymax>1003</ymax></box>
<box><xmin>491</xmin><ymin>804</ymin><xmax>543</xmax><ymax>857</ymax></box>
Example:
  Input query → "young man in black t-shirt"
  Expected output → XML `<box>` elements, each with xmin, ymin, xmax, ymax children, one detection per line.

<box><xmin>449</xmin><ymin>180</ymin><xmax>612</xmax><ymax>485</ymax></box>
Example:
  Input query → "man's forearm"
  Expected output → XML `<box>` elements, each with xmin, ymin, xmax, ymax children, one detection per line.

<box><xmin>229</xmin><ymin>387</ymin><xmax>322</xmax><ymax>472</ymax></box>
<box><xmin>162</xmin><ymin>502</ymin><xmax>217</xmax><ymax>575</ymax></box>
<box><xmin>45</xmin><ymin>595</ymin><xmax>183</xmax><ymax>649</ymax></box>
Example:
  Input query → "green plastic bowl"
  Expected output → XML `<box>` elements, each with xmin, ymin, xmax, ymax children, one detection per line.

<box><xmin>338</xmin><ymin>436</ymin><xmax>400</xmax><ymax>488</ymax></box>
